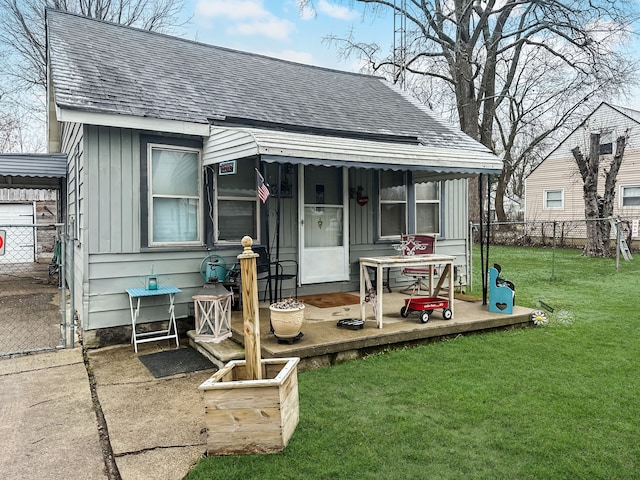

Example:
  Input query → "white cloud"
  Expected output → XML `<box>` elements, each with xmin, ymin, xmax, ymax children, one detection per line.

<box><xmin>317</xmin><ymin>0</ymin><xmax>359</xmax><ymax>21</ymax></box>
<box><xmin>195</xmin><ymin>0</ymin><xmax>296</xmax><ymax>40</ymax></box>
<box><xmin>195</xmin><ymin>0</ymin><xmax>268</xmax><ymax>20</ymax></box>
<box><xmin>231</xmin><ymin>18</ymin><xmax>297</xmax><ymax>40</ymax></box>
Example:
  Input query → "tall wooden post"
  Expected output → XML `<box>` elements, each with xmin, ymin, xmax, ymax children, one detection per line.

<box><xmin>238</xmin><ymin>236</ymin><xmax>262</xmax><ymax>380</ymax></box>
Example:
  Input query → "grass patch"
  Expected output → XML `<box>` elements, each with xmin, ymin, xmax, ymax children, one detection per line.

<box><xmin>186</xmin><ymin>246</ymin><xmax>640</xmax><ymax>479</ymax></box>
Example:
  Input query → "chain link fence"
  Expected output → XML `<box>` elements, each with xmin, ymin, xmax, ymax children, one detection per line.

<box><xmin>0</xmin><ymin>224</ymin><xmax>71</xmax><ymax>357</ymax></box>
<box><xmin>471</xmin><ymin>217</ymin><xmax>639</xmax><ymax>252</ymax></box>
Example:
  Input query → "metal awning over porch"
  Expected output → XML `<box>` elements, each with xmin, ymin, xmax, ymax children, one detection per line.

<box><xmin>204</xmin><ymin>127</ymin><xmax>503</xmax><ymax>178</ymax></box>
<box><xmin>0</xmin><ymin>153</ymin><xmax>67</xmax><ymax>189</ymax></box>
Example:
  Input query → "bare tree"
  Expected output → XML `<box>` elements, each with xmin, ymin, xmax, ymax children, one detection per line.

<box><xmin>0</xmin><ymin>86</ymin><xmax>44</xmax><ymax>152</ymax></box>
<box><xmin>491</xmin><ymin>42</ymin><xmax>634</xmax><ymax>220</ymax></box>
<box><xmin>0</xmin><ymin>0</ymin><xmax>187</xmax><ymax>90</ymax></box>
<box><xmin>0</xmin><ymin>0</ymin><xmax>188</xmax><ymax>151</ymax></box>
<box><xmin>571</xmin><ymin>132</ymin><xmax>627</xmax><ymax>257</ymax></box>
<box><xmin>302</xmin><ymin>0</ymin><xmax>638</xmax><ymax>221</ymax></box>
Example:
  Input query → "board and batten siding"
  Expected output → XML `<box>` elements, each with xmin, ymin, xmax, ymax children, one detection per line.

<box><xmin>60</xmin><ymin>122</ymin><xmax>88</xmax><ymax>329</ymax></box>
<box><xmin>75</xmin><ymin>124</ymin><xmax>473</xmax><ymax>330</ymax></box>
<box><xmin>526</xmin><ymin>104</ymin><xmax>640</xmax><ymax>222</ymax></box>
<box><xmin>85</xmin><ymin>126</ymin><xmax>140</xmax><ymax>254</ymax></box>
<box><xmin>80</xmin><ymin>126</ymin><xmax>223</xmax><ymax>330</ymax></box>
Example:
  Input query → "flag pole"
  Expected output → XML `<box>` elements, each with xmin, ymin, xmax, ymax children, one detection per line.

<box><xmin>259</xmin><ymin>165</ymin><xmax>272</xmax><ymax>301</ymax></box>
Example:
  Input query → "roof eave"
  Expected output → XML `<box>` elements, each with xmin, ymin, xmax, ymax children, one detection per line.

<box><xmin>55</xmin><ymin>107</ymin><xmax>210</xmax><ymax>136</ymax></box>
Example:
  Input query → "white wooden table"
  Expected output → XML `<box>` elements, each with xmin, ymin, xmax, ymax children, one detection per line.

<box><xmin>126</xmin><ymin>285</ymin><xmax>181</xmax><ymax>353</ymax></box>
<box><xmin>359</xmin><ymin>254</ymin><xmax>455</xmax><ymax>328</ymax></box>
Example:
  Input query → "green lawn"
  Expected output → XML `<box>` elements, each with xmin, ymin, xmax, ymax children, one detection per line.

<box><xmin>186</xmin><ymin>246</ymin><xmax>640</xmax><ymax>479</ymax></box>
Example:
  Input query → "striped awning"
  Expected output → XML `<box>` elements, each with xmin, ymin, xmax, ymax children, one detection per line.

<box><xmin>204</xmin><ymin>127</ymin><xmax>502</xmax><ymax>178</ymax></box>
<box><xmin>0</xmin><ymin>154</ymin><xmax>67</xmax><ymax>178</ymax></box>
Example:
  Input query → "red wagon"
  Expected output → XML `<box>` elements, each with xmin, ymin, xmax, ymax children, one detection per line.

<box><xmin>400</xmin><ymin>296</ymin><xmax>452</xmax><ymax>323</ymax></box>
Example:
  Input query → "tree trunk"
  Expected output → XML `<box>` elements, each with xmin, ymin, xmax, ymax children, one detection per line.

<box><xmin>571</xmin><ymin>133</ymin><xmax>627</xmax><ymax>257</ymax></box>
<box><xmin>494</xmin><ymin>163</ymin><xmax>513</xmax><ymax>222</ymax></box>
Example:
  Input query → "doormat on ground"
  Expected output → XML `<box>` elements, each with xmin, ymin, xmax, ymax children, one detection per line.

<box><xmin>298</xmin><ymin>292</ymin><xmax>361</xmax><ymax>308</ymax></box>
<box><xmin>454</xmin><ymin>293</ymin><xmax>482</xmax><ymax>302</ymax></box>
<box><xmin>138</xmin><ymin>348</ymin><xmax>215</xmax><ymax>378</ymax></box>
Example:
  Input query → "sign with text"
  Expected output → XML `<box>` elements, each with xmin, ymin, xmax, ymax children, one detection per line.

<box><xmin>218</xmin><ymin>160</ymin><xmax>237</xmax><ymax>176</ymax></box>
<box><xmin>0</xmin><ymin>230</ymin><xmax>5</xmax><ymax>255</ymax></box>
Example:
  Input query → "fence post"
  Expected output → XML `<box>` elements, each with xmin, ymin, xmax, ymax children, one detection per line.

<box><xmin>468</xmin><ymin>221</ymin><xmax>474</xmax><ymax>292</ymax></box>
<box><xmin>69</xmin><ymin>218</ymin><xmax>75</xmax><ymax>348</ymax></box>
<box><xmin>616</xmin><ymin>219</ymin><xmax>621</xmax><ymax>272</ymax></box>
<box><xmin>551</xmin><ymin>221</ymin><xmax>557</xmax><ymax>281</ymax></box>
<box><xmin>58</xmin><ymin>225</ymin><xmax>67</xmax><ymax>348</ymax></box>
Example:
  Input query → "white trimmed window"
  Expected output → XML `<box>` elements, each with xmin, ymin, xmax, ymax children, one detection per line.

<box><xmin>621</xmin><ymin>185</ymin><xmax>640</xmax><ymax>207</ymax></box>
<box><xmin>216</xmin><ymin>158</ymin><xmax>260</xmax><ymax>242</ymax></box>
<box><xmin>415</xmin><ymin>180</ymin><xmax>440</xmax><ymax>235</ymax></box>
<box><xmin>599</xmin><ymin>131</ymin><xmax>613</xmax><ymax>155</ymax></box>
<box><xmin>544</xmin><ymin>189</ymin><xmax>564</xmax><ymax>209</ymax></box>
<box><xmin>379</xmin><ymin>171</ymin><xmax>407</xmax><ymax>239</ymax></box>
<box><xmin>148</xmin><ymin>144</ymin><xmax>202</xmax><ymax>245</ymax></box>
<box><xmin>378</xmin><ymin>172</ymin><xmax>441</xmax><ymax>239</ymax></box>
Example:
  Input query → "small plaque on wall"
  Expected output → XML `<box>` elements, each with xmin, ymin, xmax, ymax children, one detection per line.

<box><xmin>218</xmin><ymin>160</ymin><xmax>237</xmax><ymax>175</ymax></box>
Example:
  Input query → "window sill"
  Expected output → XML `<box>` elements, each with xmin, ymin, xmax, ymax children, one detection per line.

<box><xmin>140</xmin><ymin>245</ymin><xmax>209</xmax><ymax>253</ymax></box>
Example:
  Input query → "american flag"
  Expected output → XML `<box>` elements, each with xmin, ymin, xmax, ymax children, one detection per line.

<box><xmin>256</xmin><ymin>170</ymin><xmax>270</xmax><ymax>203</ymax></box>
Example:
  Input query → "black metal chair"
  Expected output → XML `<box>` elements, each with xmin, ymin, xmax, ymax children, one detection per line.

<box><xmin>253</xmin><ymin>246</ymin><xmax>298</xmax><ymax>303</ymax></box>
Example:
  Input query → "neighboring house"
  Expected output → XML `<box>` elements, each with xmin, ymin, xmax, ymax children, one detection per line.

<box><xmin>525</xmin><ymin>103</ymin><xmax>640</xmax><ymax>227</ymax></box>
<box><xmin>0</xmin><ymin>154</ymin><xmax>67</xmax><ymax>261</ymax></box>
<box><xmin>45</xmin><ymin>9</ymin><xmax>503</xmax><ymax>344</ymax></box>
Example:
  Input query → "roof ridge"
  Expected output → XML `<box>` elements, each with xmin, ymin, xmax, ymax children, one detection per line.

<box><xmin>45</xmin><ymin>8</ymin><xmax>384</xmax><ymax>80</ymax></box>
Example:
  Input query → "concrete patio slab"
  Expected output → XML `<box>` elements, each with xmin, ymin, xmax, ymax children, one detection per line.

<box><xmin>0</xmin><ymin>348</ymin><xmax>106</xmax><ymax>480</ymax></box>
<box><xmin>87</xmin><ymin>344</ymin><xmax>214</xmax><ymax>478</ymax></box>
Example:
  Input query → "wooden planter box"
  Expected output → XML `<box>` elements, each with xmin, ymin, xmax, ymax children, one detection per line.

<box><xmin>199</xmin><ymin>357</ymin><xmax>300</xmax><ymax>455</ymax></box>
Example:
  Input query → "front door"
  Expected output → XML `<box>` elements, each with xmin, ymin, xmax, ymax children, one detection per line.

<box><xmin>299</xmin><ymin>165</ymin><xmax>349</xmax><ymax>284</ymax></box>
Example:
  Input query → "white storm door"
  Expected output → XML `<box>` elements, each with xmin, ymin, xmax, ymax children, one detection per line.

<box><xmin>299</xmin><ymin>165</ymin><xmax>349</xmax><ymax>284</ymax></box>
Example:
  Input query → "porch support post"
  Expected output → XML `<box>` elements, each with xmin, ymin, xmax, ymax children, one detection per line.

<box><xmin>479</xmin><ymin>174</ymin><xmax>486</xmax><ymax>305</ymax></box>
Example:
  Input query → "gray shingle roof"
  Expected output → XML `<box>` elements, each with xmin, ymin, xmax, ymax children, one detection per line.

<box><xmin>0</xmin><ymin>154</ymin><xmax>67</xmax><ymax>178</ymax></box>
<box><xmin>46</xmin><ymin>9</ymin><xmax>489</xmax><ymax>153</ymax></box>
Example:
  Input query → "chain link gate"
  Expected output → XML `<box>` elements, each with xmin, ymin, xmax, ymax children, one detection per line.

<box><xmin>0</xmin><ymin>223</ymin><xmax>72</xmax><ymax>357</ymax></box>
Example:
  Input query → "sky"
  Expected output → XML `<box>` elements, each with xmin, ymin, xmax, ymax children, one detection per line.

<box><xmin>181</xmin><ymin>0</ymin><xmax>640</xmax><ymax>111</ymax></box>
<box><xmin>183</xmin><ymin>0</ymin><xmax>395</xmax><ymax>73</ymax></box>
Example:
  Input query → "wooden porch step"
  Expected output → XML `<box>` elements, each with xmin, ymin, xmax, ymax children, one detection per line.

<box><xmin>186</xmin><ymin>330</ymin><xmax>244</xmax><ymax>370</ymax></box>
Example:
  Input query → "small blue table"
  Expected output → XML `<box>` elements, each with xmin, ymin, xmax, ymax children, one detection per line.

<box><xmin>126</xmin><ymin>285</ymin><xmax>182</xmax><ymax>353</ymax></box>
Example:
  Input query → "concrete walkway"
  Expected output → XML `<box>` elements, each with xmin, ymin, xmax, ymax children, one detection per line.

<box><xmin>0</xmin><ymin>348</ymin><xmax>107</xmax><ymax>480</ymax></box>
<box><xmin>0</xmin><ymin>343</ymin><xmax>215</xmax><ymax>480</ymax></box>
<box><xmin>88</xmin><ymin>344</ymin><xmax>212</xmax><ymax>480</ymax></box>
